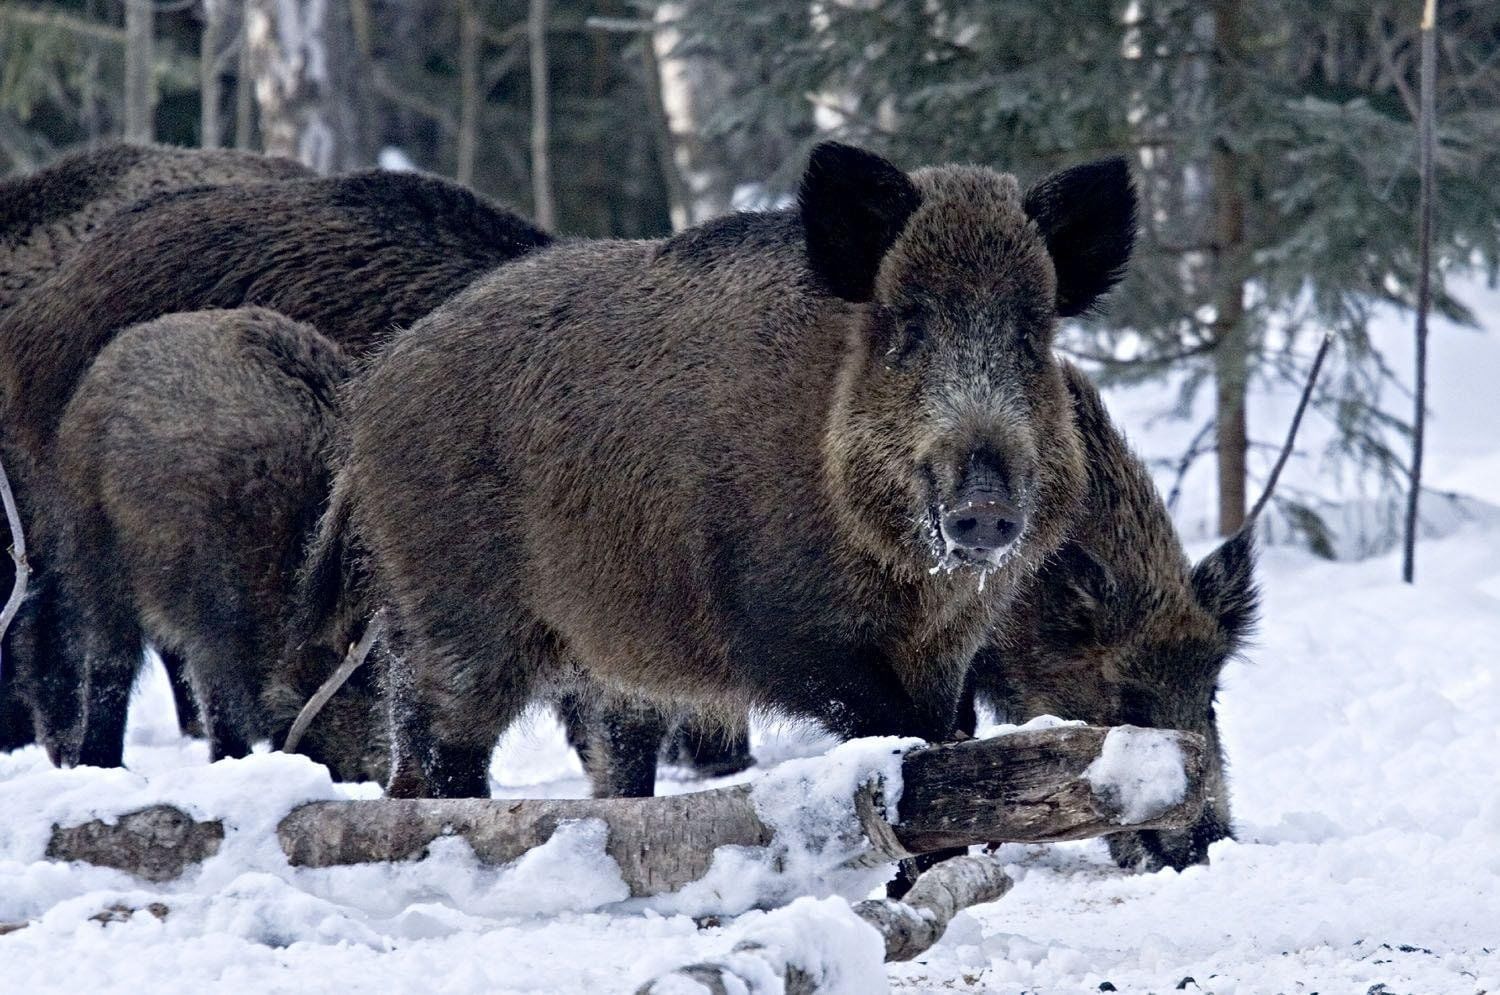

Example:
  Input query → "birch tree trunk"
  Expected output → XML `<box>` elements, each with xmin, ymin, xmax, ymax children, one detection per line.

<box><xmin>528</xmin><ymin>0</ymin><xmax>556</xmax><ymax>229</ymax></box>
<box><xmin>123</xmin><ymin>0</ymin><xmax>154</xmax><ymax>143</ymax></box>
<box><xmin>246</xmin><ymin>0</ymin><xmax>372</xmax><ymax>174</ymax></box>
<box><xmin>199</xmin><ymin>0</ymin><xmax>224</xmax><ymax>149</ymax></box>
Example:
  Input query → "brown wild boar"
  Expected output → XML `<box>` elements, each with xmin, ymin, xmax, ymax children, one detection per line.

<box><xmin>0</xmin><ymin>142</ymin><xmax>308</xmax><ymax>317</ymax></box>
<box><xmin>0</xmin><ymin>142</ymin><xmax>310</xmax><ymax>752</ymax></box>
<box><xmin>307</xmin><ymin>141</ymin><xmax>1138</xmax><ymax>798</ymax></box>
<box><xmin>50</xmin><ymin>308</ymin><xmax>385</xmax><ymax>779</ymax></box>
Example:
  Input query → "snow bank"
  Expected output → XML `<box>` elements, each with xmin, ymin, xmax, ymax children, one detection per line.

<box><xmin>1083</xmin><ymin>726</ymin><xmax>1189</xmax><ymax>824</ymax></box>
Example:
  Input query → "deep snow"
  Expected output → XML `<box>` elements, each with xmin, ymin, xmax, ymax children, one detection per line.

<box><xmin>2</xmin><ymin>280</ymin><xmax>1497</xmax><ymax>992</ymax></box>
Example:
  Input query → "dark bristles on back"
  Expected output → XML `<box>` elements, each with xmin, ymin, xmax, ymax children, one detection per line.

<box><xmin>1022</xmin><ymin>156</ymin><xmax>1138</xmax><ymax>318</ymax></box>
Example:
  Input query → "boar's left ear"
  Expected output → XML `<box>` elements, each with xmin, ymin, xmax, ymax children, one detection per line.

<box><xmin>1023</xmin><ymin>156</ymin><xmax>1138</xmax><ymax>318</ymax></box>
<box><xmin>1038</xmin><ymin>542</ymin><xmax>1122</xmax><ymax>649</ymax></box>
<box><xmin>1191</xmin><ymin>525</ymin><xmax>1260</xmax><ymax>643</ymax></box>
<box><xmin>799</xmin><ymin>141</ymin><xmax>920</xmax><ymax>303</ymax></box>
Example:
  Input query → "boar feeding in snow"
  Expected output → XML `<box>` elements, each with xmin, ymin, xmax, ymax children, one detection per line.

<box><xmin>969</xmin><ymin>361</ymin><xmax>1258</xmax><ymax>871</ymax></box>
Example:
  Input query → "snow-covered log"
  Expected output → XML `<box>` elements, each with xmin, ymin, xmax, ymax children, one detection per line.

<box><xmin>43</xmin><ymin>726</ymin><xmax>1206</xmax><ymax>896</ymax></box>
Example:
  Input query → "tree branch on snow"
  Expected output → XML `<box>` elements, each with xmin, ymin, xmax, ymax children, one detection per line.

<box><xmin>635</xmin><ymin>855</ymin><xmax>1014</xmax><ymax>993</ymax></box>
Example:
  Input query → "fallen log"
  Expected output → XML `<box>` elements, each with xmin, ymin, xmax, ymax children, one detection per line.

<box><xmin>44</xmin><ymin>726</ymin><xmax>1206</xmax><ymax>899</ymax></box>
<box><xmin>636</xmin><ymin>854</ymin><xmax>1014</xmax><ymax>994</ymax></box>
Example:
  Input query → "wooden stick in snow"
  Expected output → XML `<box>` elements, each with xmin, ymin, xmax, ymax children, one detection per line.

<box><xmin>635</xmin><ymin>855</ymin><xmax>1014</xmax><ymax>994</ymax></box>
<box><xmin>44</xmin><ymin>726</ymin><xmax>1207</xmax><ymax>895</ymax></box>
<box><xmin>281</xmin><ymin>610</ymin><xmax>384</xmax><ymax>754</ymax></box>
<box><xmin>0</xmin><ymin>453</ymin><xmax>29</xmax><ymax>670</ymax></box>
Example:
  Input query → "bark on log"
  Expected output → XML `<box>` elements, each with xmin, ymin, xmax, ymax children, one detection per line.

<box><xmin>46</xmin><ymin>804</ymin><xmax>223</xmax><ymax>882</ymax></box>
<box><xmin>43</xmin><ymin>727</ymin><xmax>1206</xmax><ymax>896</ymax></box>
<box><xmin>636</xmin><ymin>854</ymin><xmax>1014</xmax><ymax>994</ymax></box>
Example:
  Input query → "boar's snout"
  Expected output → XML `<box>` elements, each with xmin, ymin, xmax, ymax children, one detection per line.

<box><xmin>940</xmin><ymin>454</ymin><xmax>1025</xmax><ymax>560</ymax></box>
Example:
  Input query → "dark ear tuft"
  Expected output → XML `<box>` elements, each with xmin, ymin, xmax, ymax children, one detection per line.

<box><xmin>1022</xmin><ymin>156</ymin><xmax>1137</xmax><ymax>318</ymax></box>
<box><xmin>1038</xmin><ymin>542</ymin><xmax>1120</xmax><ymax>649</ymax></box>
<box><xmin>799</xmin><ymin>142</ymin><xmax>920</xmax><ymax>302</ymax></box>
<box><xmin>1192</xmin><ymin>526</ymin><xmax>1260</xmax><ymax>643</ymax></box>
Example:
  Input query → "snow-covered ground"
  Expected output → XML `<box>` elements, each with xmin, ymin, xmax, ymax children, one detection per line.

<box><xmin>2</xmin><ymin>280</ymin><xmax>1497</xmax><ymax>992</ymax></box>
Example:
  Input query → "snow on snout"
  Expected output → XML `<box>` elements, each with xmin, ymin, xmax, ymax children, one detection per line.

<box><xmin>1083</xmin><ymin>726</ymin><xmax>1189</xmax><ymax>824</ymax></box>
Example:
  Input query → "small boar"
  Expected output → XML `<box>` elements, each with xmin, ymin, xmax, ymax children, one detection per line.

<box><xmin>309</xmin><ymin>141</ymin><xmax>1137</xmax><ymax>798</ymax></box>
<box><xmin>969</xmin><ymin>361</ymin><xmax>1258</xmax><ymax>871</ymax></box>
<box><xmin>1</xmin><ymin>142</ymin><xmax>309</xmax><ymax>752</ymax></box>
<box><xmin>50</xmin><ymin>308</ymin><xmax>385</xmax><ymax>778</ymax></box>
<box><xmin>0</xmin><ymin>169</ymin><xmax>550</xmax><ymax>766</ymax></box>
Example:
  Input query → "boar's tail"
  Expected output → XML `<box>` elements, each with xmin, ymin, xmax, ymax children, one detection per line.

<box><xmin>289</xmin><ymin>467</ymin><xmax>369</xmax><ymax>660</ymax></box>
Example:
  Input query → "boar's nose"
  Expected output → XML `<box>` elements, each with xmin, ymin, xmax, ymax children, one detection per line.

<box><xmin>942</xmin><ymin>456</ymin><xmax>1024</xmax><ymax>557</ymax></box>
<box><xmin>942</xmin><ymin>500</ymin><xmax>1022</xmax><ymax>555</ymax></box>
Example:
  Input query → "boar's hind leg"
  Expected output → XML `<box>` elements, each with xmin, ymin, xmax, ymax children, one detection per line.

<box><xmin>663</xmin><ymin>710</ymin><xmax>755</xmax><ymax>779</ymax></box>
<box><xmin>383</xmin><ymin>618</ymin><xmax>539</xmax><ymax>800</ymax></box>
<box><xmin>580</xmin><ymin>692</ymin><xmax>669</xmax><ymax>798</ymax></box>
<box><xmin>185</xmin><ymin>632</ymin><xmax>268</xmax><ymax>762</ymax></box>
<box><xmin>71</xmin><ymin>603</ymin><xmax>144</xmax><ymax>769</ymax></box>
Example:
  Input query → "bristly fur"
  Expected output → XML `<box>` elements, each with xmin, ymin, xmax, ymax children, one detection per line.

<box><xmin>47</xmin><ymin>308</ymin><xmax>386</xmax><ymax>776</ymax></box>
<box><xmin>317</xmin><ymin>142</ymin><xmax>1137</xmax><ymax>798</ymax></box>
<box><xmin>0</xmin><ymin>142</ymin><xmax>310</xmax><ymax>318</ymax></box>
<box><xmin>972</xmin><ymin>361</ymin><xmax>1259</xmax><ymax>872</ymax></box>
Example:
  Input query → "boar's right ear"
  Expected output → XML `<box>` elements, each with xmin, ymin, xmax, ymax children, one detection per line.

<box><xmin>1022</xmin><ymin>156</ymin><xmax>1137</xmax><ymax>318</ymax></box>
<box><xmin>799</xmin><ymin>141</ymin><xmax>920</xmax><ymax>303</ymax></box>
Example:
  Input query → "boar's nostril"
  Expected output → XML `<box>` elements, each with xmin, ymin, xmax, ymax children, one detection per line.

<box><xmin>941</xmin><ymin>500</ymin><xmax>1024</xmax><ymax>555</ymax></box>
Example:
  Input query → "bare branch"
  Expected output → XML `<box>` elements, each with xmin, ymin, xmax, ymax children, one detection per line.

<box><xmin>0</xmin><ymin>454</ymin><xmax>30</xmax><ymax>673</ymax></box>
<box><xmin>282</xmin><ymin>610</ymin><xmax>384</xmax><ymax>754</ymax></box>
<box><xmin>1246</xmin><ymin>333</ymin><xmax>1333</xmax><ymax>525</ymax></box>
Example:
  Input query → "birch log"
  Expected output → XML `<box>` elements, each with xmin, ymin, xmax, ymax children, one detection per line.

<box><xmin>44</xmin><ymin>726</ymin><xmax>1205</xmax><ymax>895</ymax></box>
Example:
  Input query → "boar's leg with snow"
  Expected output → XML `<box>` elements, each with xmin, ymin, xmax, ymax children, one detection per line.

<box><xmin>311</xmin><ymin>141</ymin><xmax>1136</xmax><ymax>799</ymax></box>
<box><xmin>49</xmin><ymin>308</ymin><xmax>386</xmax><ymax>779</ymax></box>
<box><xmin>969</xmin><ymin>361</ymin><xmax>1258</xmax><ymax>871</ymax></box>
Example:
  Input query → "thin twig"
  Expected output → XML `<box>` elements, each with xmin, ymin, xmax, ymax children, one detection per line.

<box><xmin>1166</xmin><ymin>419</ymin><xmax>1218</xmax><ymax>513</ymax></box>
<box><xmin>1245</xmin><ymin>333</ymin><xmax>1333</xmax><ymax>526</ymax></box>
<box><xmin>282</xmin><ymin>610</ymin><xmax>384</xmax><ymax>754</ymax></box>
<box><xmin>0</xmin><ymin>454</ymin><xmax>29</xmax><ymax>677</ymax></box>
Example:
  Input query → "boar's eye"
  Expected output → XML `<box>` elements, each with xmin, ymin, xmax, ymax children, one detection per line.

<box><xmin>883</xmin><ymin>315</ymin><xmax>927</xmax><ymax>368</ymax></box>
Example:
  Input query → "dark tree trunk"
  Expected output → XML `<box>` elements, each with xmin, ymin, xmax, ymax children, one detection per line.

<box><xmin>1403</xmin><ymin>0</ymin><xmax>1437</xmax><ymax>584</ymax></box>
<box><xmin>1211</xmin><ymin>0</ymin><xmax>1249</xmax><ymax>536</ymax></box>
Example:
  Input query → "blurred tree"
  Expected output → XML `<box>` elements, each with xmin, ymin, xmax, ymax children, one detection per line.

<box><xmin>673</xmin><ymin>0</ymin><xmax>1500</xmax><ymax>541</ymax></box>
